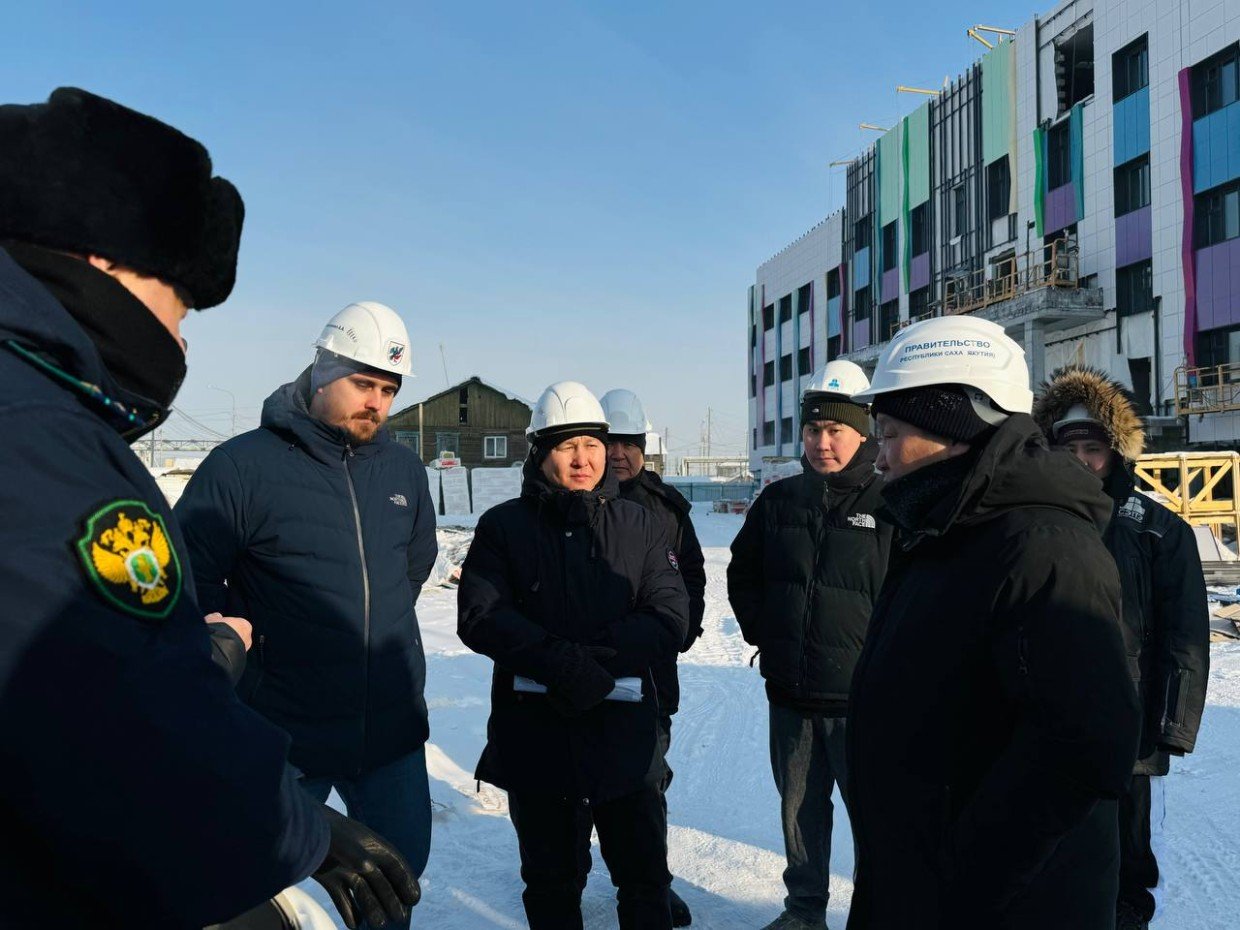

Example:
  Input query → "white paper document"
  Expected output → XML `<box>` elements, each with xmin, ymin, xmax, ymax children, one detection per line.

<box><xmin>513</xmin><ymin>675</ymin><xmax>643</xmax><ymax>703</ymax></box>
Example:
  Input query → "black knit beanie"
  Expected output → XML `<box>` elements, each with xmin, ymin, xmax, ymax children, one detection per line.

<box><xmin>607</xmin><ymin>432</ymin><xmax>647</xmax><ymax>451</ymax></box>
<box><xmin>800</xmin><ymin>393</ymin><xmax>871</xmax><ymax>436</ymax></box>
<box><xmin>529</xmin><ymin>426</ymin><xmax>610</xmax><ymax>467</ymax></box>
<box><xmin>870</xmin><ymin>386</ymin><xmax>997</xmax><ymax>443</ymax></box>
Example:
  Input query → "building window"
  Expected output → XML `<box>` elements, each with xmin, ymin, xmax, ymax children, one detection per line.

<box><xmin>392</xmin><ymin>429</ymin><xmax>420</xmax><ymax>455</ymax></box>
<box><xmin>1055</xmin><ymin>24</ymin><xmax>1095</xmax><ymax>114</ymax></box>
<box><xmin>879</xmin><ymin>300</ymin><xmax>899</xmax><ymax>340</ymax></box>
<box><xmin>750</xmin><ymin>372</ymin><xmax>757</xmax><ymax>397</ymax></box>
<box><xmin>1191</xmin><ymin>43</ymin><xmax>1240</xmax><ymax>119</ymax></box>
<box><xmin>1196</xmin><ymin>325</ymin><xmax>1240</xmax><ymax>371</ymax></box>
<box><xmin>910</xmin><ymin>286</ymin><xmax>930</xmax><ymax>318</ymax></box>
<box><xmin>780</xmin><ymin>417</ymin><xmax>795</xmax><ymax>443</ymax></box>
<box><xmin>910</xmin><ymin>203</ymin><xmax>929</xmax><ymax>256</ymax></box>
<box><xmin>763</xmin><ymin>360</ymin><xmax>775</xmax><ymax>385</ymax></box>
<box><xmin>752</xmin><ymin>427</ymin><xmax>758</xmax><ymax>450</ymax></box>
<box><xmin>1128</xmin><ymin>357</ymin><xmax>1153</xmax><ymax>415</ymax></box>
<box><xmin>779</xmin><ymin>294</ymin><xmax>793</xmax><ymax>323</ymax></box>
<box><xmin>458</xmin><ymin>386</ymin><xmax>469</xmax><ymax>425</ymax></box>
<box><xmin>1116</xmin><ymin>260</ymin><xmax>1154</xmax><ymax>317</ymax></box>
<box><xmin>881</xmin><ymin>222</ymin><xmax>898</xmax><ymax>271</ymax></box>
<box><xmin>827</xmin><ymin>335</ymin><xmax>842</xmax><ymax>360</ymax></box>
<box><xmin>483</xmin><ymin>436</ymin><xmax>508</xmax><ymax>459</ymax></box>
<box><xmin>853</xmin><ymin>286</ymin><xmax>872</xmax><ymax>322</ymax></box>
<box><xmin>1195</xmin><ymin>179</ymin><xmax>1240</xmax><ymax>248</ymax></box>
<box><xmin>780</xmin><ymin>353</ymin><xmax>793</xmax><ymax>381</ymax></box>
<box><xmin>763</xmin><ymin>304</ymin><xmax>775</xmax><ymax>330</ymax></box>
<box><xmin>855</xmin><ymin>217</ymin><xmax>873</xmax><ymax>250</ymax></box>
<box><xmin>798</xmin><ymin>346</ymin><xmax>811</xmax><ymax>373</ymax></box>
<box><xmin>1047</xmin><ymin>120</ymin><xmax>1072</xmax><ymax>189</ymax></box>
<box><xmin>762</xmin><ymin>421</ymin><xmax>775</xmax><ymax>445</ymax></box>
<box><xmin>1115</xmin><ymin>155</ymin><xmax>1151</xmax><ymax>216</ymax></box>
<box><xmin>953</xmin><ymin>185</ymin><xmax>967</xmax><ymax>238</ymax></box>
<box><xmin>827</xmin><ymin>268</ymin><xmax>842</xmax><ymax>299</ymax></box>
<box><xmin>797</xmin><ymin>283</ymin><xmax>812</xmax><ymax>315</ymax></box>
<box><xmin>750</xmin><ymin>324</ymin><xmax>757</xmax><ymax>348</ymax></box>
<box><xmin>1113</xmin><ymin>35</ymin><xmax>1149</xmax><ymax>102</ymax></box>
<box><xmin>987</xmin><ymin>157</ymin><xmax>1011</xmax><ymax>222</ymax></box>
<box><xmin>434</xmin><ymin>432</ymin><xmax>459</xmax><ymax>457</ymax></box>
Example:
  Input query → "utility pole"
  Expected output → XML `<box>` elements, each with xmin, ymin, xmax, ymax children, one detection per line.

<box><xmin>209</xmin><ymin>384</ymin><xmax>237</xmax><ymax>436</ymax></box>
<box><xmin>663</xmin><ymin>427</ymin><xmax>669</xmax><ymax>476</ymax></box>
<box><xmin>706</xmin><ymin>408</ymin><xmax>712</xmax><ymax>459</ymax></box>
<box><xmin>148</xmin><ymin>427</ymin><xmax>156</xmax><ymax>468</ymax></box>
<box><xmin>439</xmin><ymin>344</ymin><xmax>450</xmax><ymax>389</ymax></box>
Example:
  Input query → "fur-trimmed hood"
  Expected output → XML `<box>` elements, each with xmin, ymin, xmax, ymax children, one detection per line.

<box><xmin>1031</xmin><ymin>365</ymin><xmax>1145</xmax><ymax>462</ymax></box>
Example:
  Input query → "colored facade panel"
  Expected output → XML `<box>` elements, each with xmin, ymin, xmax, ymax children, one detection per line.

<box><xmin>1193</xmin><ymin>102</ymin><xmax>1240</xmax><ymax>194</ymax></box>
<box><xmin>854</xmin><ymin>246</ymin><xmax>872</xmax><ymax>289</ymax></box>
<box><xmin>1181</xmin><ymin>68</ymin><xmax>1199</xmax><ymax>364</ymax></box>
<box><xmin>1070</xmin><ymin>103</ymin><xmax>1085</xmax><ymax>221</ymax></box>
<box><xmin>1045</xmin><ymin>182</ymin><xmax>1078</xmax><ymax>234</ymax></box>
<box><xmin>1116</xmin><ymin>206</ymin><xmax>1153</xmax><ymax>267</ymax></box>
<box><xmin>827</xmin><ymin>296</ymin><xmax>842</xmax><ymax>338</ymax></box>
<box><xmin>1033</xmin><ymin>126</ymin><xmax>1046</xmax><ymax>236</ymax></box>
<box><xmin>852</xmin><ymin>316</ymin><xmax>871</xmax><ymax>350</ymax></box>
<box><xmin>910</xmin><ymin>252</ymin><xmax>930</xmax><ymax>291</ymax></box>
<box><xmin>982</xmin><ymin>40</ymin><xmax>1016</xmax><ymax>165</ymax></box>
<box><xmin>878</xmin><ymin>125</ymin><xmax>903</xmax><ymax>227</ymax></box>
<box><xmin>1114</xmin><ymin>86</ymin><xmax>1151</xmax><ymax>165</ymax></box>
<box><xmin>906</xmin><ymin>103</ymin><xmax>931</xmax><ymax>207</ymax></box>
<box><xmin>881</xmin><ymin>268</ymin><xmax>900</xmax><ymax>304</ymax></box>
<box><xmin>1195</xmin><ymin>238</ymin><xmax>1240</xmax><ymax>331</ymax></box>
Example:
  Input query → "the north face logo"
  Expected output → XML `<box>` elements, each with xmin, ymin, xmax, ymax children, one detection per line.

<box><xmin>1118</xmin><ymin>495</ymin><xmax>1146</xmax><ymax>523</ymax></box>
<box><xmin>846</xmin><ymin>513</ymin><xmax>877</xmax><ymax>529</ymax></box>
<box><xmin>390</xmin><ymin>493</ymin><xmax>408</xmax><ymax>507</ymax></box>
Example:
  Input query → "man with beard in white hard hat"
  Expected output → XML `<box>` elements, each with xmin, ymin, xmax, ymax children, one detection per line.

<box><xmin>177</xmin><ymin>303</ymin><xmax>438</xmax><ymax>929</ymax></box>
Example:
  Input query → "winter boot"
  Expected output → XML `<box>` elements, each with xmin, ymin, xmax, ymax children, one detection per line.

<box><xmin>670</xmin><ymin>887</ymin><xmax>691</xmax><ymax>927</ymax></box>
<box><xmin>1116</xmin><ymin>902</ymin><xmax>1150</xmax><ymax>930</ymax></box>
<box><xmin>758</xmin><ymin>912</ymin><xmax>826</xmax><ymax>930</ymax></box>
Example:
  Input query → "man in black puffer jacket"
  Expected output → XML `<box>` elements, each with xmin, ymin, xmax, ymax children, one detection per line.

<box><xmin>846</xmin><ymin>318</ymin><xmax>1140</xmax><ymax>930</ymax></box>
<box><xmin>601</xmin><ymin>388</ymin><xmax>706</xmax><ymax>928</ymax></box>
<box><xmin>176</xmin><ymin>302</ymin><xmax>439</xmax><ymax>916</ymax></box>
<box><xmin>1034</xmin><ymin>366</ymin><xmax>1209</xmax><ymax>930</ymax></box>
<box><xmin>728</xmin><ymin>360</ymin><xmax>892</xmax><ymax>930</ymax></box>
<box><xmin>458</xmin><ymin>381</ymin><xmax>689</xmax><ymax>930</ymax></box>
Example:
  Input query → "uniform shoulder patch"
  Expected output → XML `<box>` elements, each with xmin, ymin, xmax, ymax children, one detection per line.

<box><xmin>1118</xmin><ymin>495</ymin><xmax>1148</xmax><ymax>523</ymax></box>
<box><xmin>667</xmin><ymin>547</ymin><xmax>680</xmax><ymax>572</ymax></box>
<box><xmin>75</xmin><ymin>499</ymin><xmax>182</xmax><ymax>621</ymax></box>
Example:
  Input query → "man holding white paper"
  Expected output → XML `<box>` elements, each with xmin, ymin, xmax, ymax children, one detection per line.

<box><xmin>458</xmin><ymin>380</ymin><xmax>690</xmax><ymax>930</ymax></box>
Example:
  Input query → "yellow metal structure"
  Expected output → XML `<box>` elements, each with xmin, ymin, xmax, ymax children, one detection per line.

<box><xmin>1173</xmin><ymin>364</ymin><xmax>1240</xmax><ymax>416</ymax></box>
<box><xmin>1134</xmin><ymin>452</ymin><xmax>1240</xmax><ymax>538</ymax></box>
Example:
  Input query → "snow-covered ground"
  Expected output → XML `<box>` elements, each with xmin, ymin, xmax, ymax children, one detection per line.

<box><xmin>299</xmin><ymin>511</ymin><xmax>1240</xmax><ymax>928</ymax></box>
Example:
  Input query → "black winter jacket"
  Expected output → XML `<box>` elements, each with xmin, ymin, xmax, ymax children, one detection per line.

<box><xmin>728</xmin><ymin>442</ymin><xmax>892</xmax><ymax>714</ymax></box>
<box><xmin>0</xmin><ymin>247</ymin><xmax>328</xmax><ymax>926</ymax></box>
<box><xmin>175</xmin><ymin>371</ymin><xmax>439</xmax><ymax>779</ymax></box>
<box><xmin>846</xmin><ymin>416</ymin><xmax>1141</xmax><ymax>930</ymax></box>
<box><xmin>457</xmin><ymin>462</ymin><xmax>690</xmax><ymax>803</ymax></box>
<box><xmin>1102</xmin><ymin>467</ymin><xmax>1210</xmax><ymax>776</ymax></box>
<box><xmin>618</xmin><ymin>469</ymin><xmax>707</xmax><ymax>715</ymax></box>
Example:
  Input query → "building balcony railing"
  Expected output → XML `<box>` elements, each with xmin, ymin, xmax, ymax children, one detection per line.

<box><xmin>1174</xmin><ymin>364</ymin><xmax>1240</xmax><ymax>416</ymax></box>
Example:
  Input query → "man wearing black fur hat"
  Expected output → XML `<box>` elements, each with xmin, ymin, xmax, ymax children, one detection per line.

<box><xmin>1034</xmin><ymin>366</ymin><xmax>1210</xmax><ymax>930</ymax></box>
<box><xmin>0</xmin><ymin>88</ymin><xmax>417</xmax><ymax>929</ymax></box>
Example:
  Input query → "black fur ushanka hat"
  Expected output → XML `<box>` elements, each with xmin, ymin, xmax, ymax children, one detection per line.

<box><xmin>0</xmin><ymin>87</ymin><xmax>243</xmax><ymax>308</ymax></box>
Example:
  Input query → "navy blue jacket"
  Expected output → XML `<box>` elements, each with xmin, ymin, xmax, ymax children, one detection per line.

<box><xmin>176</xmin><ymin>372</ymin><xmax>438</xmax><ymax>778</ymax></box>
<box><xmin>458</xmin><ymin>463</ymin><xmax>690</xmax><ymax>803</ymax></box>
<box><xmin>0</xmin><ymin>247</ymin><xmax>328</xmax><ymax>927</ymax></box>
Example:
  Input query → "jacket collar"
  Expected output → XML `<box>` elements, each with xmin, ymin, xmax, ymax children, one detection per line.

<box><xmin>261</xmin><ymin>366</ymin><xmax>389</xmax><ymax>466</ymax></box>
<box><xmin>521</xmin><ymin>455</ymin><xmax>619</xmax><ymax>526</ymax></box>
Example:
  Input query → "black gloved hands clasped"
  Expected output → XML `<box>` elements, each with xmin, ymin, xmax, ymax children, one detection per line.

<box><xmin>548</xmin><ymin>644</ymin><xmax>616</xmax><ymax>716</ymax></box>
<box><xmin>312</xmin><ymin>807</ymin><xmax>421</xmax><ymax>929</ymax></box>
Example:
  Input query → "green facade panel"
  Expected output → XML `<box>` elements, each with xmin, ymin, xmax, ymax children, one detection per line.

<box><xmin>982</xmin><ymin>40</ymin><xmax>1016</xmax><ymax>166</ymax></box>
<box><xmin>906</xmin><ymin>102</ymin><xmax>930</xmax><ymax>208</ymax></box>
<box><xmin>878</xmin><ymin>123</ymin><xmax>903</xmax><ymax>227</ymax></box>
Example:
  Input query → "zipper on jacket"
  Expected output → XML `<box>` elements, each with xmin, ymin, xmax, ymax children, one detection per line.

<box><xmin>343</xmin><ymin>444</ymin><xmax>372</xmax><ymax>774</ymax></box>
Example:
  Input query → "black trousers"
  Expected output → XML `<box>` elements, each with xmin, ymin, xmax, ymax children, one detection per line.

<box><xmin>508</xmin><ymin>786</ymin><xmax>672</xmax><ymax>930</ymax></box>
<box><xmin>1118</xmin><ymin>774</ymin><xmax>1159</xmax><ymax>920</ymax></box>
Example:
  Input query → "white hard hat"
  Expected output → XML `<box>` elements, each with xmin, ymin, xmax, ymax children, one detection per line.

<box><xmin>527</xmin><ymin>381</ymin><xmax>610</xmax><ymax>438</ymax></box>
<box><xmin>312</xmin><ymin>301</ymin><xmax>413</xmax><ymax>377</ymax></box>
<box><xmin>853</xmin><ymin>316</ymin><xmax>1033</xmax><ymax>414</ymax></box>
<box><xmin>1052</xmin><ymin>402</ymin><xmax>1102</xmax><ymax>437</ymax></box>
<box><xmin>599</xmin><ymin>389</ymin><xmax>651</xmax><ymax>436</ymax></box>
<box><xmin>803</xmin><ymin>360</ymin><xmax>870</xmax><ymax>401</ymax></box>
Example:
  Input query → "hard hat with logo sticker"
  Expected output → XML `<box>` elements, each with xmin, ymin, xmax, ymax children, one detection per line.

<box><xmin>312</xmin><ymin>301</ymin><xmax>413</xmax><ymax>377</ymax></box>
<box><xmin>599</xmin><ymin>389</ymin><xmax>651</xmax><ymax>437</ymax></box>
<box><xmin>527</xmin><ymin>381</ymin><xmax>610</xmax><ymax>438</ymax></box>
<box><xmin>803</xmin><ymin>360</ymin><xmax>870</xmax><ymax>401</ymax></box>
<box><xmin>853</xmin><ymin>316</ymin><xmax>1033</xmax><ymax>414</ymax></box>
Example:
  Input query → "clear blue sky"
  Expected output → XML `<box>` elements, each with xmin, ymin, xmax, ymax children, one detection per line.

<box><xmin>4</xmin><ymin>0</ymin><xmax>1034</xmax><ymax>460</ymax></box>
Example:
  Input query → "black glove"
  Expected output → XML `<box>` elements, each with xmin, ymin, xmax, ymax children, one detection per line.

<box><xmin>548</xmin><ymin>645</ymin><xmax>616</xmax><ymax>716</ymax></box>
<box><xmin>680</xmin><ymin>625</ymin><xmax>704</xmax><ymax>653</ymax></box>
<box><xmin>312</xmin><ymin>807</ymin><xmax>421</xmax><ymax>929</ymax></box>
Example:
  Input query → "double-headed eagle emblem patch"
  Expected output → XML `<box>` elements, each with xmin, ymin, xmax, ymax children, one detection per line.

<box><xmin>76</xmin><ymin>500</ymin><xmax>181</xmax><ymax>621</ymax></box>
